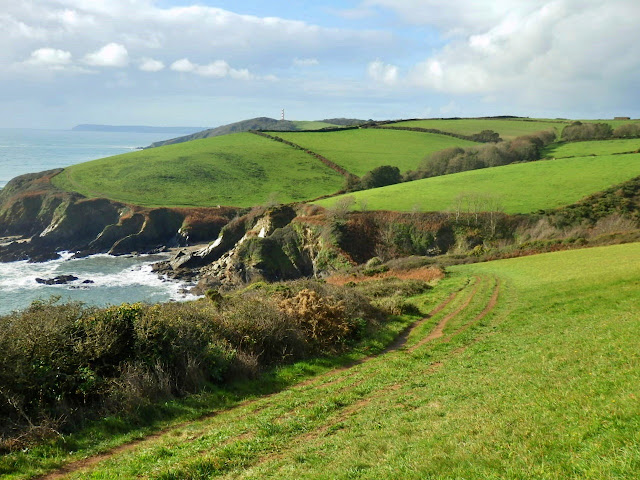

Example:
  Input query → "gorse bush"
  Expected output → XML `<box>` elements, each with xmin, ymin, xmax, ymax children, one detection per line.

<box><xmin>280</xmin><ymin>289</ymin><xmax>361</xmax><ymax>348</ymax></box>
<box><xmin>0</xmin><ymin>281</ymin><xmax>381</xmax><ymax>445</ymax></box>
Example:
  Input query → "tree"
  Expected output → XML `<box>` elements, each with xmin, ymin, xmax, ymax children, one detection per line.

<box><xmin>359</xmin><ymin>165</ymin><xmax>401</xmax><ymax>189</ymax></box>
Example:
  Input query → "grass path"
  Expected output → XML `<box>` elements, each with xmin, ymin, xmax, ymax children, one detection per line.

<box><xmin>30</xmin><ymin>275</ymin><xmax>499</xmax><ymax>480</ymax></box>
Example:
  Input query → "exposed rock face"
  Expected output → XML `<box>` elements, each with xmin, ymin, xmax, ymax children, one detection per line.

<box><xmin>0</xmin><ymin>170</ymin><xmax>239</xmax><ymax>262</ymax></box>
<box><xmin>155</xmin><ymin>205</ymin><xmax>463</xmax><ymax>294</ymax></box>
<box><xmin>154</xmin><ymin>205</ymin><xmax>320</xmax><ymax>292</ymax></box>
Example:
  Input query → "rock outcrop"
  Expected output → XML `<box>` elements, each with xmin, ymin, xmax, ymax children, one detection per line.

<box><xmin>0</xmin><ymin>170</ymin><xmax>239</xmax><ymax>262</ymax></box>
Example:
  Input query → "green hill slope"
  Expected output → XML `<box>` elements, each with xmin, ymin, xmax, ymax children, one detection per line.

<box><xmin>316</xmin><ymin>153</ymin><xmax>640</xmax><ymax>213</ymax></box>
<box><xmin>388</xmin><ymin>118</ymin><xmax>567</xmax><ymax>139</ymax></box>
<box><xmin>544</xmin><ymin>138</ymin><xmax>640</xmax><ymax>158</ymax></box>
<box><xmin>274</xmin><ymin>129</ymin><xmax>477</xmax><ymax>176</ymax></box>
<box><xmin>52</xmin><ymin>133</ymin><xmax>345</xmax><ymax>208</ymax></box>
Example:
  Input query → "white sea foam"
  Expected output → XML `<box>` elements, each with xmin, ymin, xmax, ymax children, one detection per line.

<box><xmin>0</xmin><ymin>252</ymin><xmax>201</xmax><ymax>315</ymax></box>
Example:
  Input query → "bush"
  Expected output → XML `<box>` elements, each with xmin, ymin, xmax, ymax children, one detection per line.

<box><xmin>354</xmin><ymin>278</ymin><xmax>431</xmax><ymax>299</ymax></box>
<box><xmin>359</xmin><ymin>165</ymin><xmax>402</xmax><ymax>189</ymax></box>
<box><xmin>0</xmin><ymin>278</ymin><xmax>382</xmax><ymax>445</ymax></box>
<box><xmin>613</xmin><ymin>123</ymin><xmax>640</xmax><ymax>138</ymax></box>
<box><xmin>561</xmin><ymin>122</ymin><xmax>613</xmax><ymax>141</ymax></box>
<box><xmin>218</xmin><ymin>296</ymin><xmax>306</xmax><ymax>365</ymax></box>
<box><xmin>280</xmin><ymin>289</ymin><xmax>358</xmax><ymax>348</ymax></box>
<box><xmin>372</xmin><ymin>295</ymin><xmax>422</xmax><ymax>316</ymax></box>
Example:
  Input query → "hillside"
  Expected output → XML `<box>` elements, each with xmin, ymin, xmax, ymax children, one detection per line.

<box><xmin>7</xmin><ymin>243</ymin><xmax>638</xmax><ymax>478</ymax></box>
<box><xmin>52</xmin><ymin>133</ymin><xmax>345</xmax><ymax>208</ymax></box>
<box><xmin>147</xmin><ymin>117</ymin><xmax>366</xmax><ymax>148</ymax></box>
<box><xmin>316</xmin><ymin>153</ymin><xmax>640</xmax><ymax>213</ymax></box>
<box><xmin>274</xmin><ymin>129</ymin><xmax>477</xmax><ymax>176</ymax></box>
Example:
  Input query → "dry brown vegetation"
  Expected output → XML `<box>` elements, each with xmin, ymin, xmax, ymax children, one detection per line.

<box><xmin>326</xmin><ymin>265</ymin><xmax>444</xmax><ymax>286</ymax></box>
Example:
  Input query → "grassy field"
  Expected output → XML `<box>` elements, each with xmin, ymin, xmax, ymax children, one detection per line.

<box><xmin>581</xmin><ymin>118</ymin><xmax>640</xmax><ymax>129</ymax></box>
<box><xmin>388</xmin><ymin>118</ymin><xmax>567</xmax><ymax>140</ymax></box>
<box><xmin>274</xmin><ymin>129</ymin><xmax>477</xmax><ymax>176</ymax></box>
<box><xmin>544</xmin><ymin>138</ymin><xmax>640</xmax><ymax>158</ymax></box>
<box><xmin>52</xmin><ymin>133</ymin><xmax>345</xmax><ymax>208</ymax></box>
<box><xmin>290</xmin><ymin>121</ymin><xmax>340</xmax><ymax>130</ymax></box>
<box><xmin>10</xmin><ymin>243</ymin><xmax>638</xmax><ymax>479</ymax></box>
<box><xmin>316</xmin><ymin>153</ymin><xmax>640</xmax><ymax>214</ymax></box>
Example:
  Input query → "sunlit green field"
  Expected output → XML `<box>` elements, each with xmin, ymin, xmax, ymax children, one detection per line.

<box><xmin>8</xmin><ymin>243</ymin><xmax>637</xmax><ymax>479</ymax></box>
<box><xmin>388</xmin><ymin>118</ymin><xmax>566</xmax><ymax>139</ymax></box>
<box><xmin>52</xmin><ymin>133</ymin><xmax>344</xmax><ymax>208</ymax></box>
<box><xmin>274</xmin><ymin>129</ymin><xmax>477</xmax><ymax>176</ymax></box>
<box><xmin>316</xmin><ymin>153</ymin><xmax>640</xmax><ymax>214</ymax></box>
<box><xmin>581</xmin><ymin>118</ymin><xmax>640</xmax><ymax>129</ymax></box>
<box><xmin>290</xmin><ymin>121</ymin><xmax>340</xmax><ymax>130</ymax></box>
<box><xmin>544</xmin><ymin>138</ymin><xmax>640</xmax><ymax>158</ymax></box>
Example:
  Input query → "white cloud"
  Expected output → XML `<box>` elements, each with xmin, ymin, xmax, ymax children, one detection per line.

<box><xmin>139</xmin><ymin>57</ymin><xmax>164</xmax><ymax>72</ymax></box>
<box><xmin>171</xmin><ymin>58</ymin><xmax>254</xmax><ymax>80</ymax></box>
<box><xmin>293</xmin><ymin>58</ymin><xmax>319</xmax><ymax>67</ymax></box>
<box><xmin>196</xmin><ymin>60</ymin><xmax>233</xmax><ymax>78</ymax></box>
<box><xmin>0</xmin><ymin>2</ymin><xmax>389</xmax><ymax>72</ymax></box>
<box><xmin>362</xmin><ymin>0</ymin><xmax>640</xmax><ymax>109</ymax></box>
<box><xmin>26</xmin><ymin>47</ymin><xmax>72</xmax><ymax>66</ymax></box>
<box><xmin>84</xmin><ymin>43</ymin><xmax>129</xmax><ymax>67</ymax></box>
<box><xmin>367</xmin><ymin>60</ymin><xmax>398</xmax><ymax>85</ymax></box>
<box><xmin>170</xmin><ymin>58</ymin><xmax>196</xmax><ymax>73</ymax></box>
<box><xmin>363</xmin><ymin>0</ymin><xmax>543</xmax><ymax>32</ymax></box>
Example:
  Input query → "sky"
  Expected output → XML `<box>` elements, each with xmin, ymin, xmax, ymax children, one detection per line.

<box><xmin>2</xmin><ymin>0</ymin><xmax>640</xmax><ymax>129</ymax></box>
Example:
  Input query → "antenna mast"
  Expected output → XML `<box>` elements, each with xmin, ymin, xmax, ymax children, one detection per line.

<box><xmin>281</xmin><ymin>109</ymin><xmax>285</xmax><ymax>121</ymax></box>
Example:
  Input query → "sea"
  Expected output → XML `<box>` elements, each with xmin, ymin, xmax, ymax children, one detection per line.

<box><xmin>0</xmin><ymin>128</ymin><xmax>200</xmax><ymax>315</ymax></box>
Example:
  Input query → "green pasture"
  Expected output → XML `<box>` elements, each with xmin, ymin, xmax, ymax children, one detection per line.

<box><xmin>52</xmin><ymin>133</ymin><xmax>344</xmax><ymax>208</ymax></box>
<box><xmin>581</xmin><ymin>118</ymin><xmax>640</xmax><ymax>129</ymax></box>
<box><xmin>11</xmin><ymin>243</ymin><xmax>638</xmax><ymax>479</ymax></box>
<box><xmin>290</xmin><ymin>121</ymin><xmax>340</xmax><ymax>130</ymax></box>
<box><xmin>389</xmin><ymin>118</ymin><xmax>567</xmax><ymax>140</ymax></box>
<box><xmin>274</xmin><ymin>129</ymin><xmax>477</xmax><ymax>176</ymax></box>
<box><xmin>544</xmin><ymin>138</ymin><xmax>640</xmax><ymax>158</ymax></box>
<box><xmin>316</xmin><ymin>153</ymin><xmax>640</xmax><ymax>214</ymax></box>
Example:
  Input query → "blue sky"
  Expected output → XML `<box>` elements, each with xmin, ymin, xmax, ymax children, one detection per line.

<box><xmin>2</xmin><ymin>0</ymin><xmax>640</xmax><ymax>128</ymax></box>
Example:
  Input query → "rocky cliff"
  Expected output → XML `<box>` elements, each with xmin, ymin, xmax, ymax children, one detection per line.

<box><xmin>0</xmin><ymin>170</ymin><xmax>238</xmax><ymax>262</ymax></box>
<box><xmin>154</xmin><ymin>204</ymin><xmax>460</xmax><ymax>294</ymax></box>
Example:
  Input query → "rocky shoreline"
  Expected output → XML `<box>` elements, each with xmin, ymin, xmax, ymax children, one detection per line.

<box><xmin>0</xmin><ymin>170</ymin><xmax>338</xmax><ymax>294</ymax></box>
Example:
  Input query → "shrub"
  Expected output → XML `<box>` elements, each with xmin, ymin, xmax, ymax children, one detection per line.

<box><xmin>372</xmin><ymin>295</ymin><xmax>422</xmax><ymax>316</ymax></box>
<box><xmin>218</xmin><ymin>296</ymin><xmax>306</xmax><ymax>365</ymax></box>
<box><xmin>613</xmin><ymin>123</ymin><xmax>640</xmax><ymax>138</ymax></box>
<box><xmin>280</xmin><ymin>289</ymin><xmax>362</xmax><ymax>348</ymax></box>
<box><xmin>0</xmin><ymin>279</ymin><xmax>381</xmax><ymax>446</ymax></box>
<box><xmin>561</xmin><ymin>122</ymin><xmax>613</xmax><ymax>141</ymax></box>
<box><xmin>359</xmin><ymin>165</ymin><xmax>402</xmax><ymax>190</ymax></box>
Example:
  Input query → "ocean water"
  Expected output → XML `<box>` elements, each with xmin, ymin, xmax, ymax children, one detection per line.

<box><xmin>0</xmin><ymin>128</ymin><xmax>167</xmax><ymax>189</ymax></box>
<box><xmin>0</xmin><ymin>128</ymin><xmax>200</xmax><ymax>314</ymax></box>
<box><xmin>0</xmin><ymin>253</ymin><xmax>199</xmax><ymax>315</ymax></box>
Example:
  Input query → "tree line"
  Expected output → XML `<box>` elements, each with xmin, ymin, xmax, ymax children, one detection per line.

<box><xmin>561</xmin><ymin>121</ymin><xmax>640</xmax><ymax>141</ymax></box>
<box><xmin>405</xmin><ymin>129</ymin><xmax>556</xmax><ymax>180</ymax></box>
